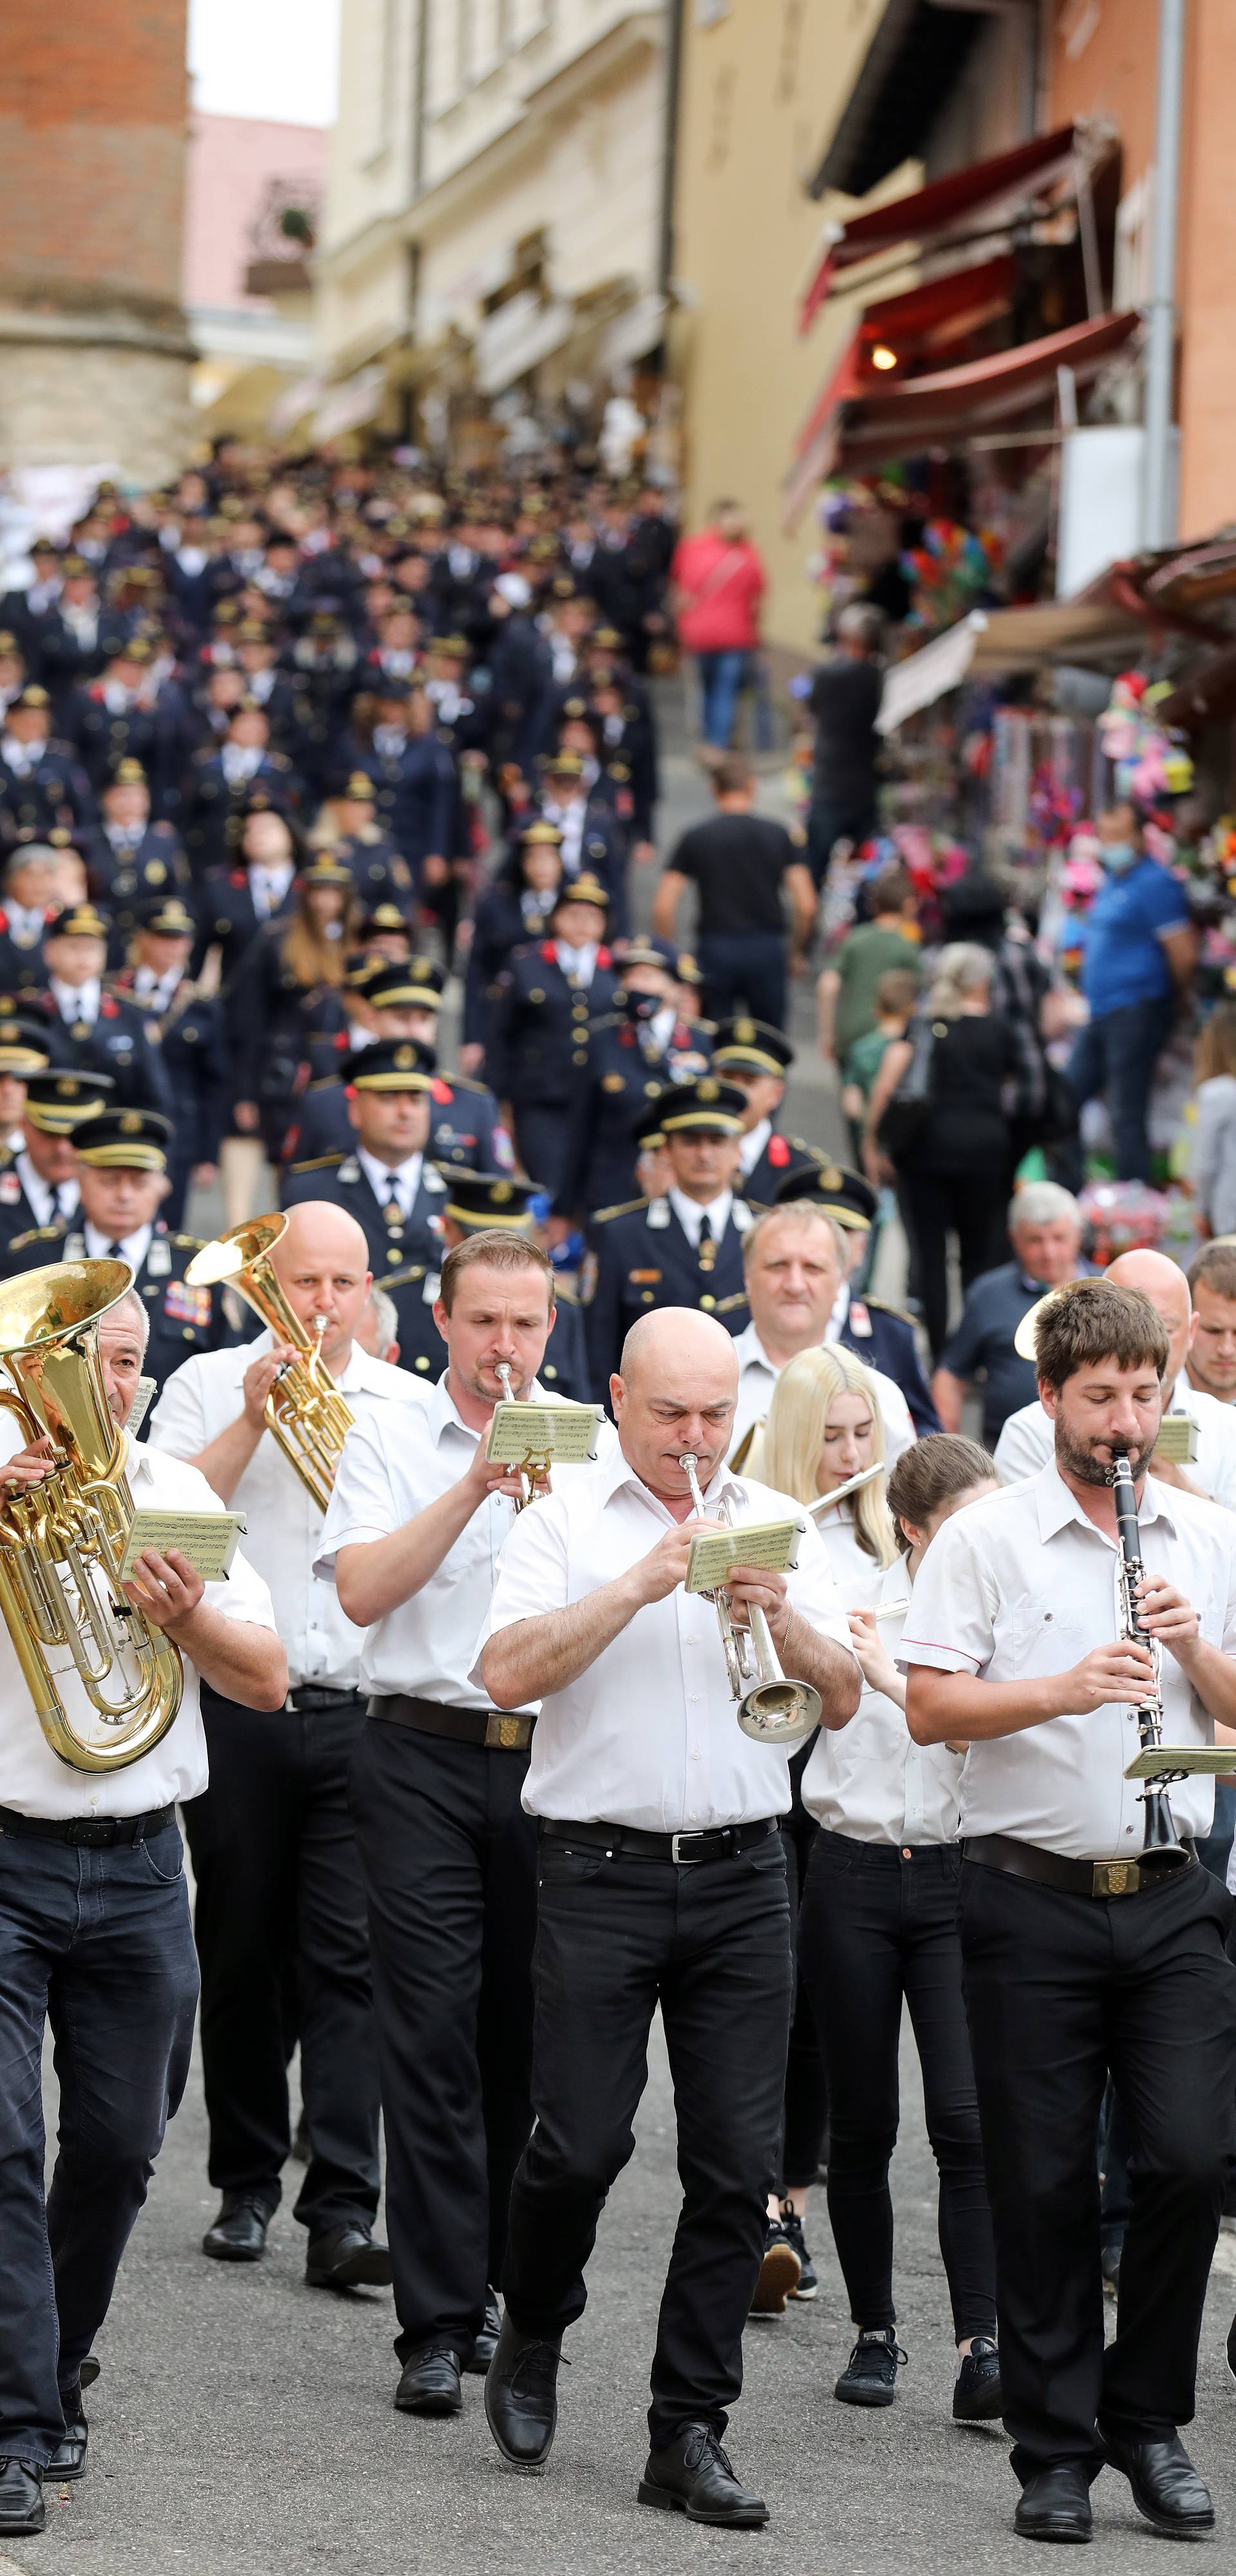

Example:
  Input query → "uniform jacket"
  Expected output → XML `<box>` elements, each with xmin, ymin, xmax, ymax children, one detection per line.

<box><xmin>82</xmin><ymin>821</ymin><xmax>194</xmax><ymax>961</ymax></box>
<box><xmin>108</xmin><ymin>971</ymin><xmax>229</xmax><ymax>1166</ymax></box>
<box><xmin>280</xmin><ymin>1148</ymin><xmax>448</xmax><ymax>1274</ymax></box>
<box><xmin>4</xmin><ymin>1218</ymin><xmax>238</xmax><ymax>1389</ymax></box>
<box><xmin>282</xmin><ymin>1063</ymin><xmax>512</xmax><ymax>1178</ymax></box>
<box><xmin>583</xmin><ymin>1193</ymin><xmax>754</xmax><ymax>1396</ymax></box>
<box><xmin>39</xmin><ymin>987</ymin><xmax>176</xmax><ymax>1121</ymax></box>
<box><xmin>487</xmin><ymin>941</ymin><xmax>618</xmax><ymax>1109</ymax></box>
<box><xmin>0</xmin><ymin>742</ymin><xmax>96</xmax><ymax>847</ymax></box>
<box><xmin>182</xmin><ymin>748</ymin><xmax>299</xmax><ymax>874</ymax></box>
<box><xmin>740</xmin><ymin>1130</ymin><xmax>825</xmax><ymax>1208</ymax></box>
<box><xmin>552</xmin><ymin>1009</ymin><xmax>715</xmax><ymax>1219</ymax></box>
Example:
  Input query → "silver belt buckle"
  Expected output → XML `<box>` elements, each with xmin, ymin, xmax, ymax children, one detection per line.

<box><xmin>670</xmin><ymin>1831</ymin><xmax>698</xmax><ymax>1864</ymax></box>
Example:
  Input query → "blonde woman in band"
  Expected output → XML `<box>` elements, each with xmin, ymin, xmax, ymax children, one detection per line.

<box><xmin>762</xmin><ymin>1343</ymin><xmax>897</xmax><ymax>1606</ymax></box>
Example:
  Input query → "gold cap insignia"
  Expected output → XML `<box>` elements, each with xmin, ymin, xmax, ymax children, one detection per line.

<box><xmin>411</xmin><ymin>960</ymin><xmax>431</xmax><ymax>981</ymax></box>
<box><xmin>823</xmin><ymin>1165</ymin><xmax>843</xmax><ymax>1189</ymax></box>
<box><xmin>120</xmin><ymin>1112</ymin><xmax>142</xmax><ymax>1135</ymax></box>
<box><xmin>698</xmin><ymin>1079</ymin><xmax>718</xmax><ymax>1102</ymax></box>
<box><xmin>395</xmin><ymin>1045</ymin><xmax>415</xmax><ymax>1069</ymax></box>
<box><xmin>492</xmin><ymin>1180</ymin><xmax>512</xmax><ymax>1204</ymax></box>
<box><xmin>735</xmin><ymin>1018</ymin><xmax>756</xmax><ymax>1043</ymax></box>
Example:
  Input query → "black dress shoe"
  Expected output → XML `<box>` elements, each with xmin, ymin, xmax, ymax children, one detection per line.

<box><xmin>47</xmin><ymin>2382</ymin><xmax>88</xmax><ymax>2479</ymax></box>
<box><xmin>465</xmin><ymin>2288</ymin><xmax>501</xmax><ymax>2375</ymax></box>
<box><xmin>394</xmin><ymin>2343</ymin><xmax>463</xmax><ymax>2416</ymax></box>
<box><xmin>953</xmin><ymin>2336</ymin><xmax>1003</xmax><ymax>2424</ymax></box>
<box><xmin>484</xmin><ymin>2314</ymin><xmax>561</xmax><ymax>2471</ymax></box>
<box><xmin>639</xmin><ymin>2422</ymin><xmax>769</xmax><ymax>2527</ymax></box>
<box><xmin>1014</xmin><ymin>2461</ymin><xmax>1093</xmax><ymax>2543</ymax></box>
<box><xmin>305</xmin><ymin>2223</ymin><xmax>393</xmax><ymax>2290</ymax></box>
<box><xmin>79</xmin><ymin>2355</ymin><xmax>100</xmax><ymax>2389</ymax></box>
<box><xmin>1101</xmin><ymin>2429</ymin><xmax>1215</xmax><ymax>2538</ymax></box>
<box><xmin>0</xmin><ymin>2458</ymin><xmax>44</xmax><ymax>2537</ymax></box>
<box><xmin>202</xmin><ymin>2195</ymin><xmax>271</xmax><ymax>2262</ymax></box>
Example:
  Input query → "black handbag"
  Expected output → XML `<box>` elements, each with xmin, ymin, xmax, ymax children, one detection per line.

<box><xmin>877</xmin><ymin>1015</ymin><xmax>939</xmax><ymax>1164</ymax></box>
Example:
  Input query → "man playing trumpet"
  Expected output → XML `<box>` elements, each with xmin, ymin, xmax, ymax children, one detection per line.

<box><xmin>474</xmin><ymin>1307</ymin><xmax>859</xmax><ymax>2526</ymax></box>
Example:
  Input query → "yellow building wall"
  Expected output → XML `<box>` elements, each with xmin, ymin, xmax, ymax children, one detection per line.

<box><xmin>671</xmin><ymin>0</ymin><xmax>895</xmax><ymax>659</ymax></box>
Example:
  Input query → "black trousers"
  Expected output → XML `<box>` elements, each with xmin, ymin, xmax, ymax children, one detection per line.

<box><xmin>348</xmin><ymin>1716</ymin><xmax>538</xmax><ymax>2364</ymax></box>
<box><xmin>181</xmin><ymin>1687</ymin><xmax>380</xmax><ymax>2235</ymax></box>
<box><xmin>897</xmin><ymin>1166</ymin><xmax>1010</xmax><ymax>1365</ymax></box>
<box><xmin>798</xmin><ymin>1830</ymin><xmax>995</xmax><ymax>2341</ymax></box>
<box><xmin>779</xmin><ymin>1752</ymin><xmax>829</xmax><ymax>2192</ymax></box>
<box><xmin>0</xmin><ymin>1821</ymin><xmax>198</xmax><ymax>2464</ymax></box>
<box><xmin>960</xmin><ymin>1856</ymin><xmax>1236</xmax><ymax>2477</ymax></box>
<box><xmin>503</xmin><ymin>1830</ymin><xmax>792</xmax><ymax>2447</ymax></box>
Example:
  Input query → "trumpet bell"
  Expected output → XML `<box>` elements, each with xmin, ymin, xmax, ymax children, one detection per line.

<box><xmin>736</xmin><ymin>1678</ymin><xmax>822</xmax><ymax>1748</ymax></box>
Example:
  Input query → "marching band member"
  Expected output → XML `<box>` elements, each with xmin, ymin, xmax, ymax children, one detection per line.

<box><xmin>903</xmin><ymin>1281</ymin><xmax>1236</xmax><ymax>2544</ymax></box>
<box><xmin>148</xmin><ymin>1204</ymin><xmax>415</xmax><ymax>2289</ymax></box>
<box><xmin>798</xmin><ymin>1435</ymin><xmax>1000</xmax><ymax>2420</ymax></box>
<box><xmin>317</xmin><ymin>1232</ymin><xmax>611</xmax><ymax>2420</ymax></box>
<box><xmin>747</xmin><ymin>1342</ymin><xmax>900</xmax><ymax>2311</ymax></box>
<box><xmin>474</xmin><ymin>1308</ymin><xmax>859</xmax><ymax>2527</ymax></box>
<box><xmin>0</xmin><ymin>1284</ymin><xmax>284</xmax><ymax>2541</ymax></box>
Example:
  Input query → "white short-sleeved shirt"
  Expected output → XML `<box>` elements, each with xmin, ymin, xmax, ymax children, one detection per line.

<box><xmin>994</xmin><ymin>1375</ymin><xmax>1236</xmax><ymax>1510</ymax></box>
<box><xmin>802</xmin><ymin>1556</ymin><xmax>964</xmax><ymax>1845</ymax></box>
<box><xmin>149</xmin><ymin>1329</ymin><xmax>420</xmax><ymax>1694</ymax></box>
<box><xmin>729</xmin><ymin>1321</ymin><xmax>914</xmax><ymax>1464</ymax></box>
<box><xmin>0</xmin><ymin>1435</ymin><xmax>278</xmax><ymax>1820</ymax></box>
<box><xmin>816</xmin><ymin>1502</ymin><xmax>890</xmax><ymax>1608</ymax></box>
<box><xmin>471</xmin><ymin>1448</ymin><xmax>857</xmax><ymax>1833</ymax></box>
<box><xmin>899</xmin><ymin>1459</ymin><xmax>1236</xmax><ymax>1859</ymax></box>
<box><xmin>314</xmin><ymin>1372</ymin><xmax>617</xmax><ymax>1707</ymax></box>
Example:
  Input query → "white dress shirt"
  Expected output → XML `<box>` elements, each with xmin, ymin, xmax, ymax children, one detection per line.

<box><xmin>248</xmin><ymin>860</ymin><xmax>294</xmax><ymax>919</ymax></box>
<box><xmin>221</xmin><ymin>743</ymin><xmax>263</xmax><ymax>789</ymax></box>
<box><xmin>51</xmin><ymin>976</ymin><xmax>101</xmax><ymax>1028</ymax></box>
<box><xmin>554</xmin><ymin>941</ymin><xmax>599</xmax><ymax>986</ymax></box>
<box><xmin>737</xmin><ymin>1119</ymin><xmax>771</xmax><ymax>1181</ymax></box>
<box><xmin>15</xmin><ymin>1153</ymin><xmax>77</xmax><ymax>1229</ymax></box>
<box><xmin>5</xmin><ymin>898</ymin><xmax>49</xmax><ymax>947</ymax></box>
<box><xmin>149</xmin><ymin>1330</ymin><xmax>418</xmax><ymax>1695</ymax></box>
<box><xmin>133</xmin><ymin>964</ymin><xmax>183</xmax><ymax>1012</ymax></box>
<box><xmin>357</xmin><ymin>1144</ymin><xmax>422</xmax><ymax>1217</ymax></box>
<box><xmin>816</xmin><ymin>1505</ymin><xmax>888</xmax><ymax>1607</ymax></box>
<box><xmin>314</xmin><ymin>1372</ymin><xmax>617</xmax><ymax>1707</ymax></box>
<box><xmin>543</xmin><ymin>797</ymin><xmax>585</xmax><ymax>873</ymax></box>
<box><xmin>0</xmin><ymin>1433</ymin><xmax>277</xmax><ymax>1820</ymax></box>
<box><xmin>801</xmin><ymin>1556</ymin><xmax>962</xmax><ymax>1845</ymax></box>
<box><xmin>993</xmin><ymin>1376</ymin><xmax>1236</xmax><ymax>1510</ymax></box>
<box><xmin>899</xmin><ymin>1459</ymin><xmax>1236</xmax><ymax>1859</ymax></box>
<box><xmin>83</xmin><ymin>1219</ymin><xmax>153</xmax><ymax>1274</ymax></box>
<box><xmin>1</xmin><ymin>734</ymin><xmax>40</xmax><ymax>774</ymax></box>
<box><xmin>728</xmin><ymin>1320</ymin><xmax>914</xmax><ymax>1463</ymax></box>
<box><xmin>471</xmin><ymin>1450</ymin><xmax>856</xmax><ymax>1833</ymax></box>
<box><xmin>668</xmin><ymin>1185</ymin><xmax>733</xmax><ymax>1251</ymax></box>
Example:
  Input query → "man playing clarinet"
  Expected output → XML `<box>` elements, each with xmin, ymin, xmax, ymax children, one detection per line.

<box><xmin>903</xmin><ymin>1279</ymin><xmax>1236</xmax><ymax>2546</ymax></box>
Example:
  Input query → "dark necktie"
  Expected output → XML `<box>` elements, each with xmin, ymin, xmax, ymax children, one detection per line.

<box><xmin>697</xmin><ymin>1213</ymin><xmax>715</xmax><ymax>1274</ymax></box>
<box><xmin>106</xmin><ymin>1240</ymin><xmax>125</xmax><ymax>1261</ymax></box>
<box><xmin>383</xmin><ymin>1181</ymin><xmax>404</xmax><ymax>1232</ymax></box>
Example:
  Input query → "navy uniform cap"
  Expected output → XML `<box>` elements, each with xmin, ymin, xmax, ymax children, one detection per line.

<box><xmin>25</xmin><ymin>1069</ymin><xmax>115</xmax><ymax>1133</ymax></box>
<box><xmin>772</xmin><ymin>1161</ymin><xmax>877</xmax><ymax>1231</ymax></box>
<box><xmin>0</xmin><ymin>1020</ymin><xmax>52</xmax><ymax>1075</ymax></box>
<box><xmin>370</xmin><ymin>958</ymin><xmax>445</xmax><ymax>1010</ymax></box>
<box><xmin>342</xmin><ymin>1037</ymin><xmax>436</xmax><ymax>1092</ymax></box>
<box><xmin>137</xmin><ymin>894</ymin><xmax>196</xmax><ymax>936</ymax></box>
<box><xmin>551</xmin><ymin>873</ymin><xmax>609</xmax><ymax>916</ymax></box>
<box><xmin>47</xmin><ymin>902</ymin><xmax>111</xmax><ymax>942</ymax></box>
<box><xmin>73</xmin><ymin>1107</ymin><xmax>172</xmax><ymax>1172</ymax></box>
<box><xmin>656</xmin><ymin>1079</ymin><xmax>746</xmax><ymax>1137</ymax></box>
<box><xmin>712</xmin><ymin>1018</ymin><xmax>794</xmax><ymax>1077</ymax></box>
<box><xmin>437</xmin><ymin>1170</ymin><xmax>538</xmax><ymax>1230</ymax></box>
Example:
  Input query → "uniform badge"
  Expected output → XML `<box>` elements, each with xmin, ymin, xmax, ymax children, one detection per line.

<box><xmin>492</xmin><ymin>1124</ymin><xmax>515</xmax><ymax>1171</ymax></box>
<box><xmin>423</xmin><ymin>1270</ymin><xmax>441</xmax><ymax>1303</ymax></box>
<box><xmin>647</xmin><ymin>1199</ymin><xmax>670</xmax><ymax>1229</ymax></box>
<box><xmin>164</xmin><ymin>1278</ymin><xmax>211</xmax><ymax>1327</ymax></box>
<box><xmin>848</xmin><ymin>1300</ymin><xmax>873</xmax><ymax>1338</ymax></box>
<box><xmin>147</xmin><ymin>1236</ymin><xmax>172</xmax><ymax>1278</ymax></box>
<box><xmin>629</xmin><ymin>1268</ymin><xmax>662</xmax><ymax>1283</ymax></box>
<box><xmin>424</xmin><ymin>1167</ymin><xmax>446</xmax><ymax>1193</ymax></box>
<box><xmin>0</xmin><ymin>1173</ymin><xmax>19</xmax><ymax>1205</ymax></box>
<box><xmin>120</xmin><ymin>1111</ymin><xmax>142</xmax><ymax>1135</ymax></box>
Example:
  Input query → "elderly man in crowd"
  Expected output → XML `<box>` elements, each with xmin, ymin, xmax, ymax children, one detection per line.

<box><xmin>933</xmin><ymin>1182</ymin><xmax>1087</xmax><ymax>1454</ymax></box>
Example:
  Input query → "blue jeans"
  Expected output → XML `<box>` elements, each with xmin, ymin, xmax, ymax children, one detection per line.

<box><xmin>1061</xmin><ymin>995</ymin><xmax>1175</xmax><ymax>1182</ymax></box>
<box><xmin>698</xmin><ymin>930</ymin><xmax>788</xmax><ymax>1029</ymax></box>
<box><xmin>0</xmin><ymin>1819</ymin><xmax>198</xmax><ymax>2463</ymax></box>
<box><xmin>695</xmin><ymin>649</ymin><xmax>747</xmax><ymax>749</ymax></box>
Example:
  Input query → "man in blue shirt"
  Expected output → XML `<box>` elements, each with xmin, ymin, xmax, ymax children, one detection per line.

<box><xmin>1063</xmin><ymin>803</ymin><xmax>1195</xmax><ymax>1180</ymax></box>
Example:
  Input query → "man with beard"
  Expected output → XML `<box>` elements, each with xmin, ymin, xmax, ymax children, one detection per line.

<box><xmin>903</xmin><ymin>1278</ymin><xmax>1236</xmax><ymax>2546</ymax></box>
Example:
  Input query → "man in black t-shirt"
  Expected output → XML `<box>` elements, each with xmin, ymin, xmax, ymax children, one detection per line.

<box><xmin>651</xmin><ymin>755</ymin><xmax>816</xmax><ymax>1028</ymax></box>
<box><xmin>806</xmin><ymin>603</ymin><xmax>885</xmax><ymax>884</ymax></box>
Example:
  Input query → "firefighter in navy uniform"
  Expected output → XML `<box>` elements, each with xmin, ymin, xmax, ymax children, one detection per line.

<box><xmin>329</xmin><ymin>773</ymin><xmax>415</xmax><ymax>911</ymax></box>
<box><xmin>0</xmin><ymin>1066</ymin><xmax>112</xmax><ymax>1250</ymax></box>
<box><xmin>281</xmin><ymin>1036</ymin><xmax>449</xmax><ymax>1276</ymax></box>
<box><xmin>771</xmin><ymin>1161</ymin><xmax>941</xmax><ymax>1435</ymax></box>
<box><xmin>4</xmin><ymin>1106</ymin><xmax>238</xmax><ymax>1391</ymax></box>
<box><xmin>182</xmin><ymin>704</ymin><xmax>299</xmax><ymax>876</ymax></box>
<box><xmin>550</xmin><ymin>939</ymin><xmax>713</xmax><ymax>1224</ymax></box>
<box><xmin>109</xmin><ymin>895</ymin><xmax>228</xmax><ymax>1228</ymax></box>
<box><xmin>581</xmin><ymin>1080</ymin><xmax>755</xmax><ymax>1396</ymax></box>
<box><xmin>0</xmin><ymin>842</ymin><xmax>66</xmax><ymax>994</ymax></box>
<box><xmin>281</xmin><ymin>959</ymin><xmax>513</xmax><ymax>1178</ymax></box>
<box><xmin>532</xmin><ymin>750</ymin><xmax>628</xmax><ymax>932</ymax></box>
<box><xmin>0</xmin><ymin>687</ymin><xmax>95</xmax><ymax>849</ymax></box>
<box><xmin>37</xmin><ymin>901</ymin><xmax>176</xmax><ymax>1121</ymax></box>
<box><xmin>486</xmin><ymin>873</ymin><xmax>617</xmax><ymax>1195</ymax></box>
<box><xmin>708</xmin><ymin>1018</ymin><xmax>825</xmax><ymax>1206</ymax></box>
<box><xmin>63</xmin><ymin>638</ymin><xmax>162</xmax><ymax>797</ymax></box>
<box><xmin>377</xmin><ymin>1170</ymin><xmax>592</xmax><ymax>1396</ymax></box>
<box><xmin>79</xmin><ymin>758</ymin><xmax>194</xmax><ymax>961</ymax></box>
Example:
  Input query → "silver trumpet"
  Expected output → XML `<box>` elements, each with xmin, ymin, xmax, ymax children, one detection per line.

<box><xmin>494</xmin><ymin>1362</ymin><xmax>550</xmax><ymax>1510</ymax></box>
<box><xmin>679</xmin><ymin>1453</ymin><xmax>822</xmax><ymax>1747</ymax></box>
<box><xmin>807</xmin><ymin>1461</ymin><xmax>885</xmax><ymax>1520</ymax></box>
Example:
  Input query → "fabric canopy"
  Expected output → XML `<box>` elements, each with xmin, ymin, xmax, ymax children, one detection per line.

<box><xmin>834</xmin><ymin>309</ymin><xmax>1139</xmax><ymax>475</ymax></box>
<box><xmin>800</xmin><ymin>123</ymin><xmax>1083</xmax><ymax>334</ymax></box>
<box><xmin>876</xmin><ymin>598</ymin><xmax>1150</xmax><ymax>735</ymax></box>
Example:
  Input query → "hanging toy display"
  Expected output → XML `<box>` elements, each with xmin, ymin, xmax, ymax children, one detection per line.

<box><xmin>1097</xmin><ymin>672</ymin><xmax>1195</xmax><ymax>804</ymax></box>
<box><xmin>898</xmin><ymin>518</ymin><xmax>1004</xmax><ymax>634</ymax></box>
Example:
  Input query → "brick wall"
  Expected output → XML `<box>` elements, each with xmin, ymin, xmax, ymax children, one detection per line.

<box><xmin>0</xmin><ymin>0</ymin><xmax>189</xmax><ymax>320</ymax></box>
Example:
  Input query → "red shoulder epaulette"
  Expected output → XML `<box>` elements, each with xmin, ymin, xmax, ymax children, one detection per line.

<box><xmin>431</xmin><ymin>1076</ymin><xmax>453</xmax><ymax>1106</ymax></box>
<box><xmin>768</xmin><ymin>1134</ymin><xmax>791</xmax><ymax>1168</ymax></box>
<box><xmin>597</xmin><ymin>945</ymin><xmax>612</xmax><ymax>967</ymax></box>
<box><xmin>229</xmin><ymin>871</ymin><xmax>246</xmax><ymax>889</ymax></box>
<box><xmin>101</xmin><ymin>996</ymin><xmax>118</xmax><ymax>1019</ymax></box>
<box><xmin>540</xmin><ymin>942</ymin><xmax>555</xmax><ymax>961</ymax></box>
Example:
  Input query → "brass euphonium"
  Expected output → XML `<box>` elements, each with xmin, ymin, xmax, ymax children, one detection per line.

<box><xmin>185</xmin><ymin>1215</ymin><xmax>354</xmax><ymax>1512</ymax></box>
<box><xmin>0</xmin><ymin>1262</ymin><xmax>183</xmax><ymax>1772</ymax></box>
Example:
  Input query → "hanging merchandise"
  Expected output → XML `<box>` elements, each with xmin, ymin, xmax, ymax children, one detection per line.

<box><xmin>1096</xmin><ymin>672</ymin><xmax>1195</xmax><ymax>804</ymax></box>
<box><xmin>898</xmin><ymin>518</ymin><xmax>1004</xmax><ymax>634</ymax></box>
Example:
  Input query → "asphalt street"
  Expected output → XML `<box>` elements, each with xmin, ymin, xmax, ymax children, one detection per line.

<box><xmin>20</xmin><ymin>694</ymin><xmax>1235</xmax><ymax>2574</ymax></box>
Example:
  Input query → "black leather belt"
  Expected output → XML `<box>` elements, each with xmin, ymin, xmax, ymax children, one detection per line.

<box><xmin>540</xmin><ymin>1817</ymin><xmax>778</xmax><ymax>1866</ymax></box>
<box><xmin>964</xmin><ymin>1831</ymin><xmax>1197</xmax><ymax>1900</ymax></box>
<box><xmin>285</xmin><ymin>1685</ymin><xmax>365</xmax><ymax>1714</ymax></box>
<box><xmin>368</xmin><ymin>1694</ymin><xmax>535</xmax><ymax>1752</ymax></box>
<box><xmin>0</xmin><ymin>1803</ymin><xmax>176</xmax><ymax>1848</ymax></box>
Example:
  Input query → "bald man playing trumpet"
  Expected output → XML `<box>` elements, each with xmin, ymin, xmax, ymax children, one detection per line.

<box><xmin>148</xmin><ymin>1204</ymin><xmax>422</xmax><ymax>2289</ymax></box>
<box><xmin>474</xmin><ymin>1308</ymin><xmax>859</xmax><ymax>2526</ymax></box>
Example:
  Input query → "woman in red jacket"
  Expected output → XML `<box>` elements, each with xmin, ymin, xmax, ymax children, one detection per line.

<box><xmin>671</xmin><ymin>498</ymin><xmax>767</xmax><ymax>752</ymax></box>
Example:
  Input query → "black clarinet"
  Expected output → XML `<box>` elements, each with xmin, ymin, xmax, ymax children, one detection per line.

<box><xmin>1109</xmin><ymin>1449</ymin><xmax>1190</xmax><ymax>1871</ymax></box>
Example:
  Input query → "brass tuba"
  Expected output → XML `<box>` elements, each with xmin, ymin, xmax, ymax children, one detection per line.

<box><xmin>185</xmin><ymin>1215</ymin><xmax>354</xmax><ymax>1512</ymax></box>
<box><xmin>0</xmin><ymin>1262</ymin><xmax>183</xmax><ymax>1772</ymax></box>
